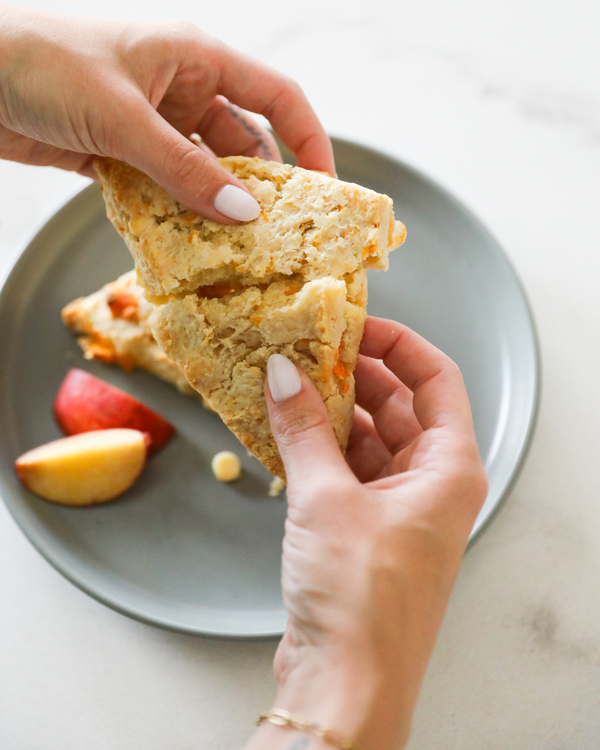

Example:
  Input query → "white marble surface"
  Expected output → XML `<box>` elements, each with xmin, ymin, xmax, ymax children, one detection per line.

<box><xmin>1</xmin><ymin>0</ymin><xmax>600</xmax><ymax>748</ymax></box>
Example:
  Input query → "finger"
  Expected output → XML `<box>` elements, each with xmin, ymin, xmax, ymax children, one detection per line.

<box><xmin>370</xmin><ymin>427</ymin><xmax>488</xmax><ymax>532</ymax></box>
<box><xmin>212</xmin><ymin>44</ymin><xmax>335</xmax><ymax>174</ymax></box>
<box><xmin>354</xmin><ymin>354</ymin><xmax>423</xmax><ymax>455</ymax></box>
<box><xmin>264</xmin><ymin>354</ymin><xmax>352</xmax><ymax>488</ymax></box>
<box><xmin>360</xmin><ymin>317</ymin><xmax>474</xmax><ymax>435</ymax></box>
<box><xmin>77</xmin><ymin>156</ymin><xmax>98</xmax><ymax>179</ymax></box>
<box><xmin>375</xmin><ymin>434</ymin><xmax>424</xmax><ymax>480</ymax></box>
<box><xmin>189</xmin><ymin>133</ymin><xmax>218</xmax><ymax>158</ymax></box>
<box><xmin>196</xmin><ymin>96</ymin><xmax>282</xmax><ymax>162</ymax></box>
<box><xmin>345</xmin><ymin>404</ymin><xmax>376</xmax><ymax>452</ymax></box>
<box><xmin>345</xmin><ymin>405</ymin><xmax>391</xmax><ymax>483</ymax></box>
<box><xmin>114</xmin><ymin>97</ymin><xmax>261</xmax><ymax>223</ymax></box>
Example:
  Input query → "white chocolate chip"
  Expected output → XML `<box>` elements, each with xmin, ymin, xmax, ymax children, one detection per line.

<box><xmin>128</xmin><ymin>214</ymin><xmax>153</xmax><ymax>237</ymax></box>
<box><xmin>211</xmin><ymin>451</ymin><xmax>242</xmax><ymax>482</ymax></box>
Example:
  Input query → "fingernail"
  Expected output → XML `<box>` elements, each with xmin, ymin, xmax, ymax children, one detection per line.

<box><xmin>214</xmin><ymin>184</ymin><xmax>260</xmax><ymax>221</ymax></box>
<box><xmin>267</xmin><ymin>354</ymin><xmax>302</xmax><ymax>403</ymax></box>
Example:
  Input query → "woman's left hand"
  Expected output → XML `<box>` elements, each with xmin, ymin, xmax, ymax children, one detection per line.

<box><xmin>0</xmin><ymin>5</ymin><xmax>334</xmax><ymax>222</ymax></box>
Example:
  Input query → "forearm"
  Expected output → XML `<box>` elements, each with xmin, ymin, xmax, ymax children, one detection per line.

<box><xmin>243</xmin><ymin>520</ymin><xmax>470</xmax><ymax>750</ymax></box>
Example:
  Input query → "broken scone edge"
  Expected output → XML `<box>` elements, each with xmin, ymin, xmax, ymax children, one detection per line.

<box><xmin>150</xmin><ymin>270</ymin><xmax>367</xmax><ymax>480</ymax></box>
<box><xmin>95</xmin><ymin>156</ymin><xmax>405</xmax><ymax>480</ymax></box>
<box><xmin>61</xmin><ymin>270</ymin><xmax>197</xmax><ymax>396</ymax></box>
<box><xmin>96</xmin><ymin>156</ymin><xmax>406</xmax><ymax>298</ymax></box>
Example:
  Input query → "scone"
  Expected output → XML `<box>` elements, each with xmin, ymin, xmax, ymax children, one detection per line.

<box><xmin>62</xmin><ymin>270</ymin><xmax>196</xmax><ymax>396</ymax></box>
<box><xmin>155</xmin><ymin>270</ymin><xmax>367</xmax><ymax>477</ymax></box>
<box><xmin>96</xmin><ymin>156</ymin><xmax>406</xmax><ymax>479</ymax></box>
<box><xmin>96</xmin><ymin>156</ymin><xmax>406</xmax><ymax>297</ymax></box>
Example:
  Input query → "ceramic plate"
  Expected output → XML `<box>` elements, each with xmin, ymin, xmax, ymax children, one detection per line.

<box><xmin>0</xmin><ymin>138</ymin><xmax>539</xmax><ymax>637</ymax></box>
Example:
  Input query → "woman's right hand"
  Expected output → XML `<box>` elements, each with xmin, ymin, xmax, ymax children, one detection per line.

<box><xmin>247</xmin><ymin>317</ymin><xmax>488</xmax><ymax>750</ymax></box>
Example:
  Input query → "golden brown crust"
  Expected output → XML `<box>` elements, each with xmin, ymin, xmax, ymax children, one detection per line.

<box><xmin>61</xmin><ymin>271</ymin><xmax>197</xmax><ymax>396</ymax></box>
<box><xmin>96</xmin><ymin>157</ymin><xmax>405</xmax><ymax>478</ymax></box>
<box><xmin>95</xmin><ymin>156</ymin><xmax>406</xmax><ymax>298</ymax></box>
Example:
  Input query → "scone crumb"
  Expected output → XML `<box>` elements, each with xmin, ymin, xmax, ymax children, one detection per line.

<box><xmin>268</xmin><ymin>476</ymin><xmax>286</xmax><ymax>497</ymax></box>
<box><xmin>212</xmin><ymin>451</ymin><xmax>242</xmax><ymax>482</ymax></box>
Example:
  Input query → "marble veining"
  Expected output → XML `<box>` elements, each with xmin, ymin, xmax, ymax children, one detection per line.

<box><xmin>524</xmin><ymin>603</ymin><xmax>600</xmax><ymax>664</ymax></box>
<box><xmin>1</xmin><ymin>1</ymin><xmax>600</xmax><ymax>748</ymax></box>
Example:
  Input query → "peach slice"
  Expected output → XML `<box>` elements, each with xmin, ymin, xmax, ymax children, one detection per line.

<box><xmin>54</xmin><ymin>369</ymin><xmax>175</xmax><ymax>455</ymax></box>
<box><xmin>15</xmin><ymin>429</ymin><xmax>148</xmax><ymax>505</ymax></box>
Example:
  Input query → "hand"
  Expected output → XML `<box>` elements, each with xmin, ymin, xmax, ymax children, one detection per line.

<box><xmin>0</xmin><ymin>6</ymin><xmax>334</xmax><ymax>222</ymax></box>
<box><xmin>246</xmin><ymin>317</ymin><xmax>488</xmax><ymax>750</ymax></box>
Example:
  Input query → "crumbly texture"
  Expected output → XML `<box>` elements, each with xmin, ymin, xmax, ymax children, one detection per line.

<box><xmin>61</xmin><ymin>270</ymin><xmax>196</xmax><ymax>396</ymax></box>
<box><xmin>95</xmin><ymin>156</ymin><xmax>406</xmax><ymax>298</ymax></box>
<box><xmin>150</xmin><ymin>271</ymin><xmax>367</xmax><ymax>479</ymax></box>
<box><xmin>96</xmin><ymin>156</ymin><xmax>405</xmax><ymax>480</ymax></box>
<box><xmin>268</xmin><ymin>476</ymin><xmax>286</xmax><ymax>497</ymax></box>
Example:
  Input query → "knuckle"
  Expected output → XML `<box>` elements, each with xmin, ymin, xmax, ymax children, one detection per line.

<box><xmin>285</xmin><ymin>76</ymin><xmax>303</xmax><ymax>94</ymax></box>
<box><xmin>168</xmin><ymin>145</ymin><xmax>211</xmax><ymax>193</ymax></box>
<box><xmin>283</xmin><ymin>77</ymin><xmax>305</xmax><ymax>103</ymax></box>
<box><xmin>442</xmin><ymin>355</ymin><xmax>463</xmax><ymax>382</ymax></box>
<box><xmin>275</xmin><ymin>406</ymin><xmax>329</xmax><ymax>446</ymax></box>
<box><xmin>473</xmin><ymin>464</ymin><xmax>489</xmax><ymax>503</ymax></box>
<box><xmin>447</xmin><ymin>453</ymin><xmax>489</xmax><ymax>511</ymax></box>
<box><xmin>443</xmin><ymin>454</ymin><xmax>471</xmax><ymax>488</ymax></box>
<box><xmin>169</xmin><ymin>19</ymin><xmax>200</xmax><ymax>38</ymax></box>
<box><xmin>156</xmin><ymin>19</ymin><xmax>206</xmax><ymax>51</ymax></box>
<box><xmin>270</xmin><ymin>76</ymin><xmax>304</xmax><ymax>110</ymax></box>
<box><xmin>171</xmin><ymin>148</ymin><xmax>197</xmax><ymax>183</ymax></box>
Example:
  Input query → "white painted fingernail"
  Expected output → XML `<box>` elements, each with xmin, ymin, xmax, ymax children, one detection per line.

<box><xmin>214</xmin><ymin>184</ymin><xmax>260</xmax><ymax>221</ymax></box>
<box><xmin>267</xmin><ymin>354</ymin><xmax>302</xmax><ymax>403</ymax></box>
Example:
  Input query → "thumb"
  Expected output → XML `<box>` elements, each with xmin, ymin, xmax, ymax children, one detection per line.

<box><xmin>265</xmin><ymin>354</ymin><xmax>352</xmax><ymax>486</ymax></box>
<box><xmin>115</xmin><ymin>101</ymin><xmax>260</xmax><ymax>224</ymax></box>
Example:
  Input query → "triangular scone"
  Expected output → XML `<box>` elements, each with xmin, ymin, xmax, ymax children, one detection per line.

<box><xmin>61</xmin><ymin>270</ymin><xmax>196</xmax><ymax>397</ymax></box>
<box><xmin>96</xmin><ymin>156</ymin><xmax>406</xmax><ymax>480</ymax></box>
<box><xmin>95</xmin><ymin>156</ymin><xmax>406</xmax><ymax>297</ymax></box>
<box><xmin>153</xmin><ymin>270</ymin><xmax>367</xmax><ymax>478</ymax></box>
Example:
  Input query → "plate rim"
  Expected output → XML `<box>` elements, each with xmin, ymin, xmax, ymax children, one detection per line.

<box><xmin>311</xmin><ymin>137</ymin><xmax>542</xmax><ymax>546</ymax></box>
<box><xmin>0</xmin><ymin>137</ymin><xmax>541</xmax><ymax>637</ymax></box>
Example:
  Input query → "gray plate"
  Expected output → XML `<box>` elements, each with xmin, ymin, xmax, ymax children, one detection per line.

<box><xmin>0</xmin><ymin>139</ymin><xmax>539</xmax><ymax>638</ymax></box>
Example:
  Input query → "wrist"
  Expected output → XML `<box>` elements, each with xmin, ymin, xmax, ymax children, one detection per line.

<box><xmin>279</xmin><ymin>645</ymin><xmax>410</xmax><ymax>750</ymax></box>
<box><xmin>245</xmin><ymin>642</ymin><xmax>411</xmax><ymax>750</ymax></box>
